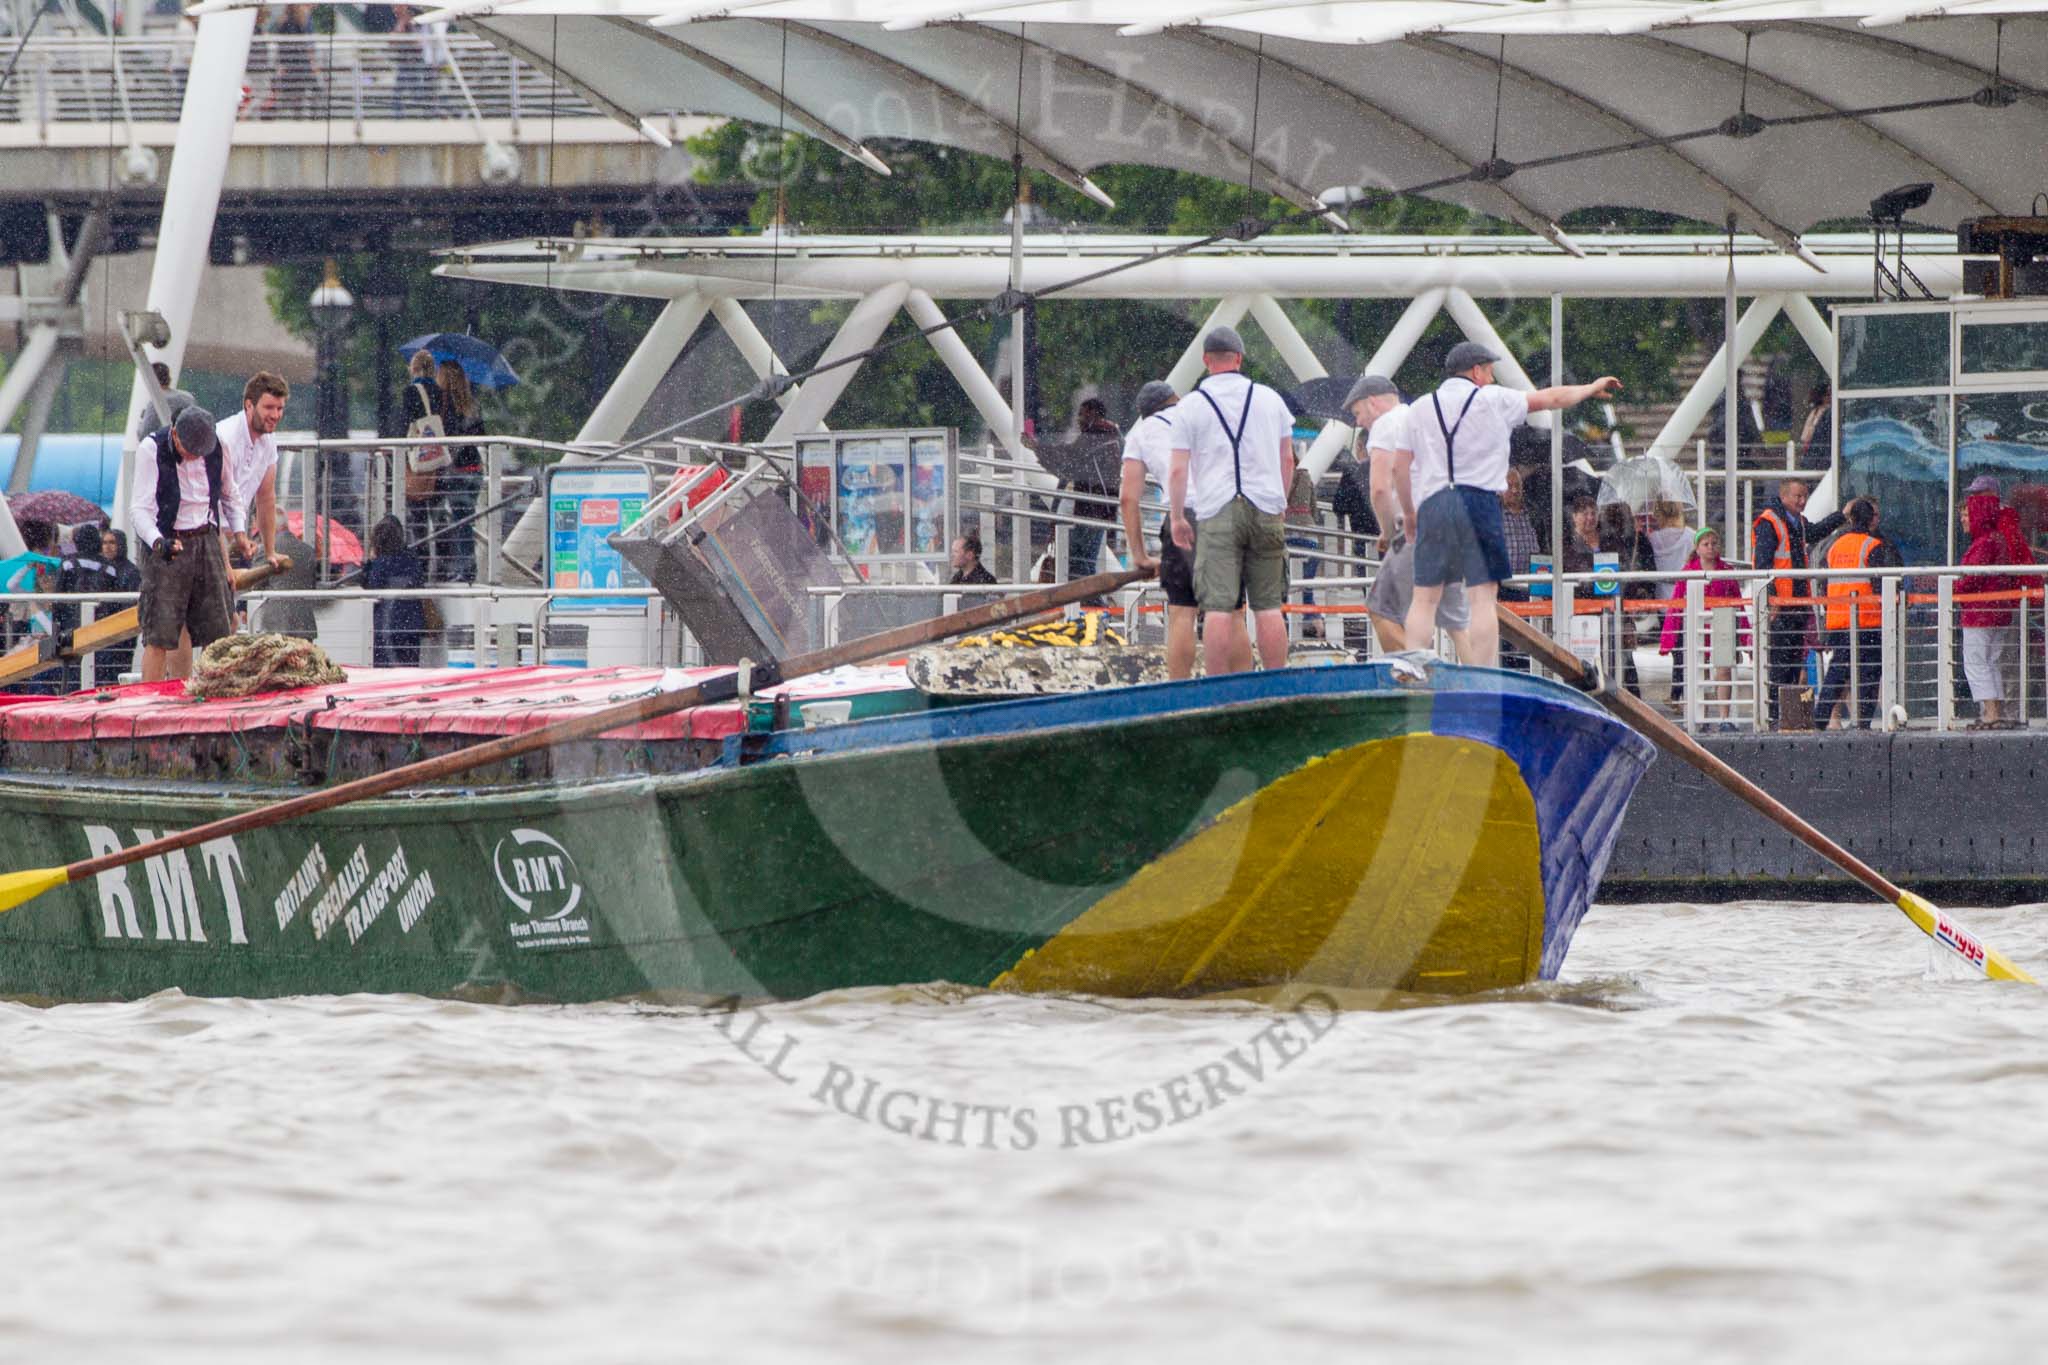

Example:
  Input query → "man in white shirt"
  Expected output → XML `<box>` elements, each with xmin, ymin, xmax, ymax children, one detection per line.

<box><xmin>128</xmin><ymin>407</ymin><xmax>249</xmax><ymax>681</ymax></box>
<box><xmin>1166</xmin><ymin>327</ymin><xmax>1295</xmax><ymax>676</ymax></box>
<box><xmin>217</xmin><ymin>371</ymin><xmax>290</xmax><ymax>563</ymax></box>
<box><xmin>1398</xmin><ymin>341</ymin><xmax>1620</xmax><ymax>668</ymax></box>
<box><xmin>1347</xmin><ymin>374</ymin><xmax>1472</xmax><ymax>660</ymax></box>
<box><xmin>1121</xmin><ymin>379</ymin><xmax>1240</xmax><ymax>681</ymax></box>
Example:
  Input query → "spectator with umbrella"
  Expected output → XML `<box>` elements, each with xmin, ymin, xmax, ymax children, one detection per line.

<box><xmin>399</xmin><ymin>333</ymin><xmax>516</xmax><ymax>580</ymax></box>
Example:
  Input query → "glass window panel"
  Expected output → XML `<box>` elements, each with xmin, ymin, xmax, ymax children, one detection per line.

<box><xmin>1839</xmin><ymin>394</ymin><xmax>1950</xmax><ymax>564</ymax></box>
<box><xmin>1957</xmin><ymin>390</ymin><xmax>2048</xmax><ymax>560</ymax></box>
<box><xmin>1960</xmin><ymin>320</ymin><xmax>2048</xmax><ymax>376</ymax></box>
<box><xmin>1839</xmin><ymin>312</ymin><xmax>1950</xmax><ymax>390</ymax></box>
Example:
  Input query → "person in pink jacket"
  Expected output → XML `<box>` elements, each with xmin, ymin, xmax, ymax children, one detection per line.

<box><xmin>1659</xmin><ymin>526</ymin><xmax>1751</xmax><ymax>729</ymax></box>
<box><xmin>1958</xmin><ymin>481</ymin><xmax>2033</xmax><ymax>727</ymax></box>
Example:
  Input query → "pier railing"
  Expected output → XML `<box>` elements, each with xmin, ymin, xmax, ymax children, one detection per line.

<box><xmin>2</xmin><ymin>560</ymin><xmax>2043</xmax><ymax>736</ymax></box>
<box><xmin>0</xmin><ymin>31</ymin><xmax>600</xmax><ymax>135</ymax></box>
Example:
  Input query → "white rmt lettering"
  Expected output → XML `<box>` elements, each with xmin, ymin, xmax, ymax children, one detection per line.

<box><xmin>396</xmin><ymin>870</ymin><xmax>436</xmax><ymax>934</ymax></box>
<box><xmin>82</xmin><ymin>825</ymin><xmax>142</xmax><ymax>940</ymax></box>
<box><xmin>133</xmin><ymin>829</ymin><xmax>204</xmax><ymax>944</ymax></box>
<box><xmin>198</xmin><ymin>838</ymin><xmax>250</xmax><ymax>946</ymax></box>
<box><xmin>274</xmin><ymin>843</ymin><xmax>329</xmax><ymax>933</ymax></box>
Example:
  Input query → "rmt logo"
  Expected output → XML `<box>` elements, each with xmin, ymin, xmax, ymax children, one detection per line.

<box><xmin>492</xmin><ymin>828</ymin><xmax>584</xmax><ymax>922</ymax></box>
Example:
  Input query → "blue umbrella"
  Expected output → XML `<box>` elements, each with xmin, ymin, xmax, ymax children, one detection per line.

<box><xmin>397</xmin><ymin>332</ymin><xmax>520</xmax><ymax>390</ymax></box>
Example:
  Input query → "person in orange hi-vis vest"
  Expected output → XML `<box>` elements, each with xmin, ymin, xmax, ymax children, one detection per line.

<box><xmin>1751</xmin><ymin>476</ymin><xmax>1846</xmax><ymax>730</ymax></box>
<box><xmin>1814</xmin><ymin>497</ymin><xmax>1902</xmax><ymax>729</ymax></box>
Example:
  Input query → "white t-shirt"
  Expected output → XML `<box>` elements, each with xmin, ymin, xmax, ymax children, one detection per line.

<box><xmin>1171</xmin><ymin>371</ymin><xmax>1293</xmax><ymax>521</ymax></box>
<box><xmin>215</xmin><ymin>409</ymin><xmax>277</xmax><ymax>535</ymax></box>
<box><xmin>1365</xmin><ymin>403</ymin><xmax>1411</xmax><ymax>457</ymax></box>
<box><xmin>1407</xmin><ymin>377</ymin><xmax>1530</xmax><ymax>505</ymax></box>
<box><xmin>1120</xmin><ymin>408</ymin><xmax>1185</xmax><ymax>514</ymax></box>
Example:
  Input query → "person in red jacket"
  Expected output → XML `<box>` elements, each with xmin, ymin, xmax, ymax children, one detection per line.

<box><xmin>1959</xmin><ymin>479</ymin><xmax>2034</xmax><ymax>727</ymax></box>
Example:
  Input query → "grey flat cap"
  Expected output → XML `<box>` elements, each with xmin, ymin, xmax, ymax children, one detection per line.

<box><xmin>172</xmin><ymin>405</ymin><xmax>218</xmax><ymax>458</ymax></box>
<box><xmin>1443</xmin><ymin>340</ymin><xmax>1501</xmax><ymax>376</ymax></box>
<box><xmin>1135</xmin><ymin>380</ymin><xmax>1179</xmax><ymax>417</ymax></box>
<box><xmin>1203</xmin><ymin>324</ymin><xmax>1246</xmax><ymax>356</ymax></box>
<box><xmin>1343</xmin><ymin>373</ymin><xmax>1399</xmax><ymax>409</ymax></box>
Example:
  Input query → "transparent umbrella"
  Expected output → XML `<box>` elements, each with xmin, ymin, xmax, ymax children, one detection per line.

<box><xmin>1596</xmin><ymin>455</ymin><xmax>1697</xmax><ymax>516</ymax></box>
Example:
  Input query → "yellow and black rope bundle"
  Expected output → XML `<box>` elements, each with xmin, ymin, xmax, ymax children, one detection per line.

<box><xmin>954</xmin><ymin>610</ymin><xmax>1123</xmax><ymax>650</ymax></box>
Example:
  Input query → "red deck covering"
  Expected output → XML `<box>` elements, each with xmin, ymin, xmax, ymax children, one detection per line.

<box><xmin>0</xmin><ymin>664</ymin><xmax>912</xmax><ymax>745</ymax></box>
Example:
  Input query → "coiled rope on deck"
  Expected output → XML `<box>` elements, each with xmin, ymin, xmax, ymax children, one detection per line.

<box><xmin>186</xmin><ymin>634</ymin><xmax>347</xmax><ymax>699</ymax></box>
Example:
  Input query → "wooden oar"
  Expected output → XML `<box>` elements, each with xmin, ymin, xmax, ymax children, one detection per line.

<box><xmin>1495</xmin><ymin>605</ymin><xmax>2036</xmax><ymax>985</ymax></box>
<box><xmin>0</xmin><ymin>567</ymin><xmax>1146</xmax><ymax>916</ymax></box>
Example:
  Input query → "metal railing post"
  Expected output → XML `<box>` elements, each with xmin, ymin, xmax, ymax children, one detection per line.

<box><xmin>1936</xmin><ymin>573</ymin><xmax>1954</xmax><ymax>732</ymax></box>
<box><xmin>482</xmin><ymin>443</ymin><xmax>502</xmax><ymax>588</ymax></box>
<box><xmin>1551</xmin><ymin>581</ymin><xmax>1574</xmax><ymax>685</ymax></box>
<box><xmin>1752</xmin><ymin>583</ymin><xmax>1771</xmax><ymax>731</ymax></box>
<box><xmin>1684</xmin><ymin>576</ymin><xmax>1704</xmax><ymax>732</ymax></box>
<box><xmin>79</xmin><ymin>602</ymin><xmax>94</xmax><ymax>689</ymax></box>
<box><xmin>2022</xmin><ymin>584</ymin><xmax>2032</xmax><ymax>725</ymax></box>
<box><xmin>1879</xmin><ymin>576</ymin><xmax>1899</xmax><ymax>728</ymax></box>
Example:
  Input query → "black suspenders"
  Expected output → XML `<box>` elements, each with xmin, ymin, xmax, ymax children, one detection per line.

<box><xmin>1196</xmin><ymin>379</ymin><xmax>1259</xmax><ymax>499</ymax></box>
<box><xmin>1431</xmin><ymin>384</ymin><xmax>1482</xmax><ymax>485</ymax></box>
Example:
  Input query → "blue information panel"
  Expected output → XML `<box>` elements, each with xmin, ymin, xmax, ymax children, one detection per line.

<box><xmin>547</xmin><ymin>466</ymin><xmax>650</xmax><ymax>612</ymax></box>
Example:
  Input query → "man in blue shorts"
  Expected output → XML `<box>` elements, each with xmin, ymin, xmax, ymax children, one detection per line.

<box><xmin>1399</xmin><ymin>341</ymin><xmax>1620</xmax><ymax>668</ymax></box>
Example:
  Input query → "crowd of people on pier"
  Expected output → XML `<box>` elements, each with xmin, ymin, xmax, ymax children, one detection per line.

<box><xmin>0</xmin><ymin>347</ymin><xmax>481</xmax><ymax>688</ymax></box>
<box><xmin>3</xmin><ymin>333</ymin><xmax>2044</xmax><ymax>736</ymax></box>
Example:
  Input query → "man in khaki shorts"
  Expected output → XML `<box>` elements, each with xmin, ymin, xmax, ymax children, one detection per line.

<box><xmin>1166</xmin><ymin>326</ymin><xmax>1294</xmax><ymax>676</ymax></box>
<box><xmin>128</xmin><ymin>407</ymin><xmax>247</xmax><ymax>681</ymax></box>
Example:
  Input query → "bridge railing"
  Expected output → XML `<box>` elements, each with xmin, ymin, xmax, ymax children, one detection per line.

<box><xmin>1</xmin><ymin>32</ymin><xmax>600</xmax><ymax>132</ymax></box>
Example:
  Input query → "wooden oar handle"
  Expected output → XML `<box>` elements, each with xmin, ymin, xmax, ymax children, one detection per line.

<box><xmin>1492</xmin><ymin>605</ymin><xmax>1903</xmax><ymax>902</ymax></box>
<box><xmin>62</xmin><ymin>566</ymin><xmax>1149</xmax><ymax>884</ymax></box>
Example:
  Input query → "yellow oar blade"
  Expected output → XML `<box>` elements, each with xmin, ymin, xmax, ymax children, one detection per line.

<box><xmin>0</xmin><ymin>865</ymin><xmax>70</xmax><ymax>916</ymax></box>
<box><xmin>1898</xmin><ymin>891</ymin><xmax>2038</xmax><ymax>985</ymax></box>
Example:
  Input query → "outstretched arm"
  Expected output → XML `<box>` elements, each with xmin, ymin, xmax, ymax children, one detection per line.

<box><xmin>1526</xmin><ymin>376</ymin><xmax>1622</xmax><ymax>414</ymax></box>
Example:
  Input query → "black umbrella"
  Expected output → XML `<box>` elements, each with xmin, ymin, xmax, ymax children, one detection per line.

<box><xmin>1283</xmin><ymin>376</ymin><xmax>1360</xmax><ymax>423</ymax></box>
<box><xmin>1509</xmin><ymin>427</ymin><xmax>1602</xmax><ymax>553</ymax></box>
<box><xmin>1032</xmin><ymin>433</ymin><xmax>1125</xmax><ymax>495</ymax></box>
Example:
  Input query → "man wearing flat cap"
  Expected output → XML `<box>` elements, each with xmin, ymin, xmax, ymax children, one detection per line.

<box><xmin>1397</xmin><ymin>341</ymin><xmax>1620</xmax><ymax>668</ymax></box>
<box><xmin>1167</xmin><ymin>325</ymin><xmax>1295</xmax><ymax>675</ymax></box>
<box><xmin>1120</xmin><ymin>379</ymin><xmax>1248</xmax><ymax>679</ymax></box>
<box><xmin>128</xmin><ymin>405</ymin><xmax>248</xmax><ymax>681</ymax></box>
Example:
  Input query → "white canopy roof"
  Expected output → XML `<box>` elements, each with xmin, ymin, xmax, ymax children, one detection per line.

<box><xmin>400</xmin><ymin>0</ymin><xmax>2048</xmax><ymax>260</ymax></box>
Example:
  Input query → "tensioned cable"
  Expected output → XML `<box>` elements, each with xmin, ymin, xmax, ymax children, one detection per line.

<box><xmin>1245</xmin><ymin>34</ymin><xmax>1264</xmax><ymax>200</ymax></box>
<box><xmin>570</xmin><ymin>46</ymin><xmax>2007</xmax><ymax>471</ymax></box>
<box><xmin>0</xmin><ymin>3</ymin><xmax>47</xmax><ymax>98</ymax></box>
<box><xmin>768</xmin><ymin>19</ymin><xmax>788</xmax><ymax>381</ymax></box>
<box><xmin>1487</xmin><ymin>35</ymin><xmax>1507</xmax><ymax>166</ymax></box>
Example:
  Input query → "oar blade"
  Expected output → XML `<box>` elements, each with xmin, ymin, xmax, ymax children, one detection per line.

<box><xmin>1898</xmin><ymin>891</ymin><xmax>2038</xmax><ymax>985</ymax></box>
<box><xmin>0</xmin><ymin>866</ymin><xmax>70</xmax><ymax>916</ymax></box>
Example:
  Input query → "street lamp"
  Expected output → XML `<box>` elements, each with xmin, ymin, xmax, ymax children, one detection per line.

<box><xmin>309</xmin><ymin>259</ymin><xmax>358</xmax><ymax>533</ymax></box>
<box><xmin>359</xmin><ymin>264</ymin><xmax>407</xmax><ymax>439</ymax></box>
<box><xmin>309</xmin><ymin>258</ymin><xmax>355</xmax><ymax>440</ymax></box>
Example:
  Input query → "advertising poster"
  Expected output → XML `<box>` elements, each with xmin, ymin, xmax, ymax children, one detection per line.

<box><xmin>910</xmin><ymin>434</ymin><xmax>948</xmax><ymax>555</ymax></box>
<box><xmin>796</xmin><ymin>440</ymin><xmax>834</xmax><ymax>545</ymax></box>
<box><xmin>548</xmin><ymin>466</ymin><xmax>650</xmax><ymax>613</ymax></box>
<box><xmin>837</xmin><ymin>438</ymin><xmax>910</xmax><ymax>558</ymax></box>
